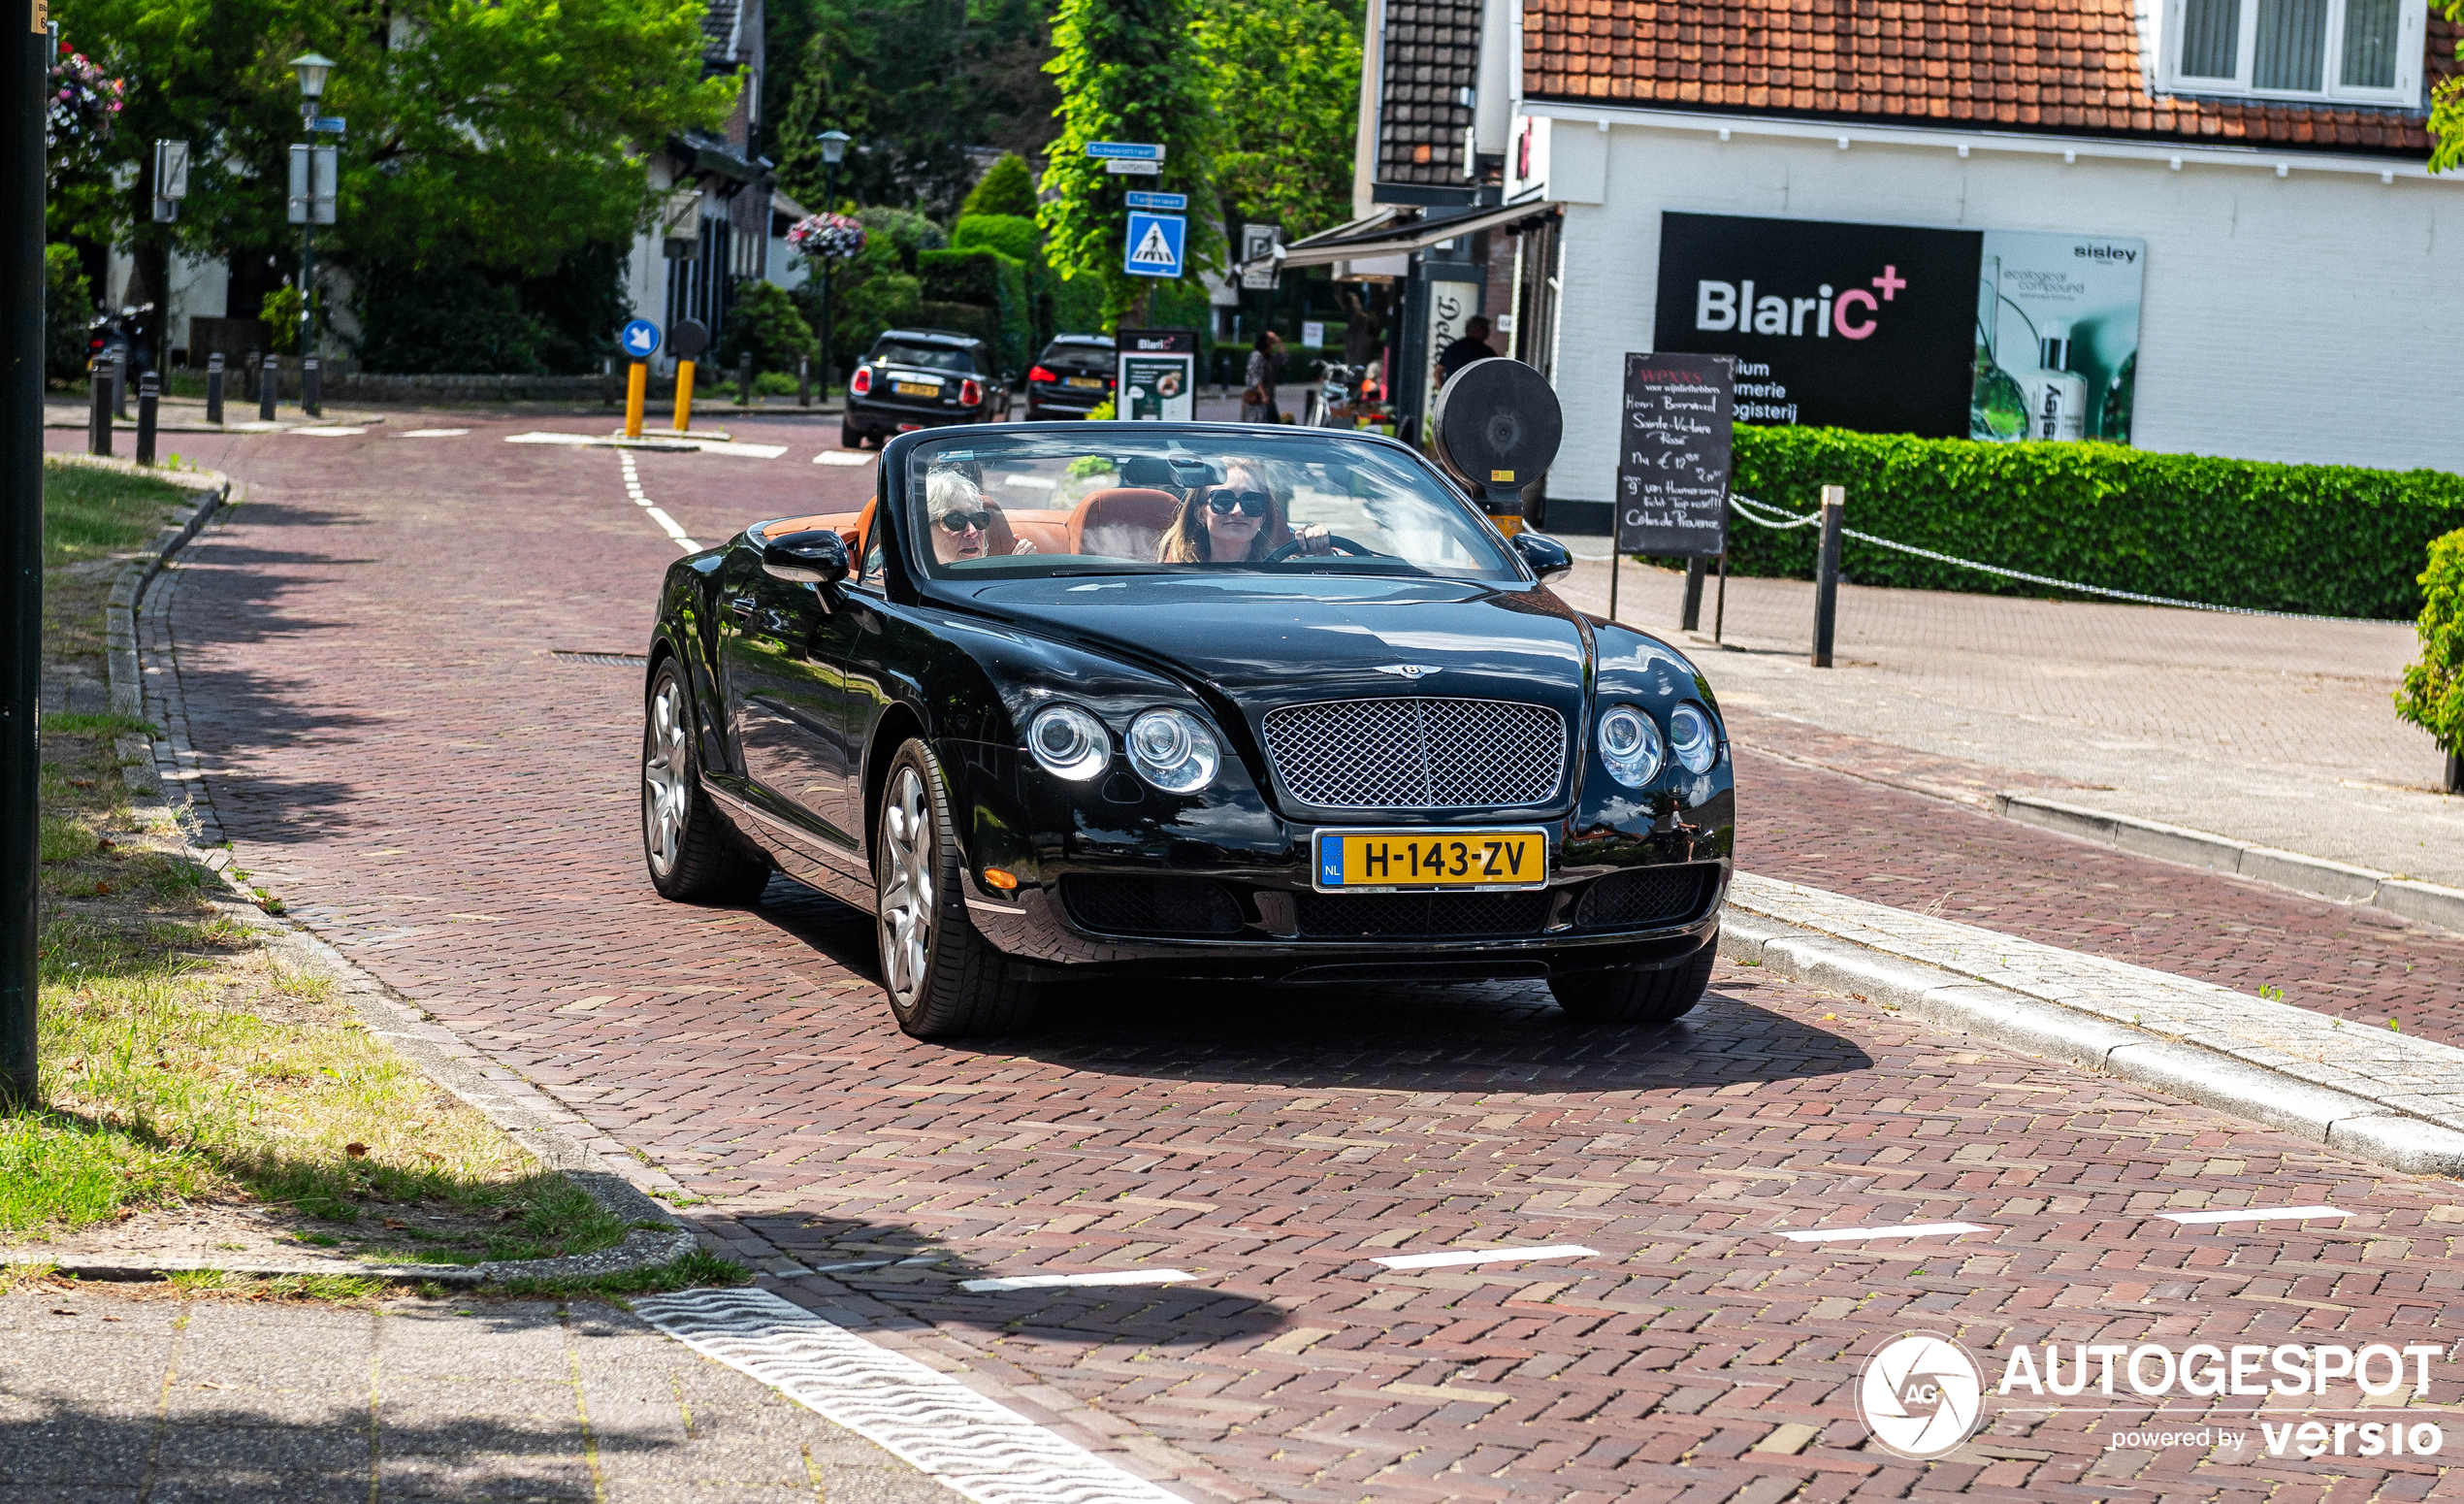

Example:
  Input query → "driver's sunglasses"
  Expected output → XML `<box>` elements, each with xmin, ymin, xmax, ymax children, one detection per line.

<box><xmin>936</xmin><ymin>509</ymin><xmax>993</xmax><ymax>533</ymax></box>
<box><xmin>1204</xmin><ymin>489</ymin><xmax>1271</xmax><ymax>518</ymax></box>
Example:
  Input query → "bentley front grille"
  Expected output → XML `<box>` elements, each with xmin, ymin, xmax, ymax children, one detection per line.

<box><xmin>1260</xmin><ymin>698</ymin><xmax>1566</xmax><ymax>809</ymax></box>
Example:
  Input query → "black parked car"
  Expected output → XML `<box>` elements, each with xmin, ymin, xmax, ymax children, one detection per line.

<box><xmin>841</xmin><ymin>328</ymin><xmax>1011</xmax><ymax>448</ymax></box>
<box><xmin>1022</xmin><ymin>334</ymin><xmax>1116</xmax><ymax>419</ymax></box>
<box><xmin>640</xmin><ymin>423</ymin><xmax>1732</xmax><ymax>1039</ymax></box>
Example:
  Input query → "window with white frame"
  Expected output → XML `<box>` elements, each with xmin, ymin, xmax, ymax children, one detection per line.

<box><xmin>2158</xmin><ymin>0</ymin><xmax>2427</xmax><ymax>104</ymax></box>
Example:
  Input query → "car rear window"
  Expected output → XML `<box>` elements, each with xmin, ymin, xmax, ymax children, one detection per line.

<box><xmin>1038</xmin><ymin>343</ymin><xmax>1113</xmax><ymax>375</ymax></box>
<box><xmin>872</xmin><ymin>341</ymin><xmax>976</xmax><ymax>374</ymax></box>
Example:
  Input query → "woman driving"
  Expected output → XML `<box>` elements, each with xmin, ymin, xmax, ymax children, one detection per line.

<box><xmin>1156</xmin><ymin>460</ymin><xmax>1330</xmax><ymax>563</ymax></box>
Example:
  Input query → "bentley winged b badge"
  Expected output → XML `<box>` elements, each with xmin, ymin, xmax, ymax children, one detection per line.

<box><xmin>1373</xmin><ymin>665</ymin><xmax>1443</xmax><ymax>680</ymax></box>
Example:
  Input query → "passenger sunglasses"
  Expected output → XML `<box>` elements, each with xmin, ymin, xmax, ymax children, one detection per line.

<box><xmin>1204</xmin><ymin>490</ymin><xmax>1271</xmax><ymax>518</ymax></box>
<box><xmin>937</xmin><ymin>509</ymin><xmax>994</xmax><ymax>533</ymax></box>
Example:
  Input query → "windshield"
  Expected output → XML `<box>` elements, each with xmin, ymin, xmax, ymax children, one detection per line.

<box><xmin>872</xmin><ymin>340</ymin><xmax>976</xmax><ymax>373</ymax></box>
<box><xmin>904</xmin><ymin>430</ymin><xmax>1519</xmax><ymax>582</ymax></box>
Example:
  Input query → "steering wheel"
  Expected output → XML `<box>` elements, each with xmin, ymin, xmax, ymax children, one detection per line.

<box><xmin>1263</xmin><ymin>533</ymin><xmax>1377</xmax><ymax>563</ymax></box>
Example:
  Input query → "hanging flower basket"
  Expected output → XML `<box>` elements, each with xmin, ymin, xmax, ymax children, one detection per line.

<box><xmin>48</xmin><ymin>49</ymin><xmax>124</xmax><ymax>177</ymax></box>
<box><xmin>786</xmin><ymin>213</ymin><xmax>866</xmax><ymax>265</ymax></box>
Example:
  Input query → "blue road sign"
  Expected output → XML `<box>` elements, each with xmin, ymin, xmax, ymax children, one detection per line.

<box><xmin>620</xmin><ymin>319</ymin><xmax>661</xmax><ymax>359</ymax></box>
<box><xmin>309</xmin><ymin>115</ymin><xmax>346</xmax><ymax>134</ymax></box>
<box><xmin>1123</xmin><ymin>213</ymin><xmax>1185</xmax><ymax>279</ymax></box>
<box><xmin>1086</xmin><ymin>141</ymin><xmax>1164</xmax><ymax>161</ymax></box>
<box><xmin>1124</xmin><ymin>190</ymin><xmax>1187</xmax><ymax>211</ymax></box>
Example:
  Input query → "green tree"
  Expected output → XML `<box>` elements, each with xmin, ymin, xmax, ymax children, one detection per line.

<box><xmin>961</xmin><ymin>153</ymin><xmax>1040</xmax><ymax>218</ymax></box>
<box><xmin>1194</xmin><ymin>0</ymin><xmax>1362</xmax><ymax>239</ymax></box>
<box><xmin>2435</xmin><ymin>2</ymin><xmax>2464</xmax><ymax>174</ymax></box>
<box><xmin>45</xmin><ymin>245</ymin><xmax>93</xmax><ymax>382</ymax></box>
<box><xmin>2397</xmin><ymin>530</ymin><xmax>2464</xmax><ymax>757</ymax></box>
<box><xmin>722</xmin><ymin>280</ymin><xmax>821</xmax><ymax>373</ymax></box>
<box><xmin>1039</xmin><ymin>0</ymin><xmax>1223</xmax><ymax>326</ymax></box>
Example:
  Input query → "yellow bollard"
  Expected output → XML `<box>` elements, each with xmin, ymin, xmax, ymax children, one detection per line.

<box><xmin>623</xmin><ymin>360</ymin><xmax>648</xmax><ymax>439</ymax></box>
<box><xmin>671</xmin><ymin>359</ymin><xmax>696</xmax><ymax>434</ymax></box>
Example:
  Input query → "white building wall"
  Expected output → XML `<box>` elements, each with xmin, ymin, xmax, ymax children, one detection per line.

<box><xmin>1533</xmin><ymin>119</ymin><xmax>2463</xmax><ymax>501</ymax></box>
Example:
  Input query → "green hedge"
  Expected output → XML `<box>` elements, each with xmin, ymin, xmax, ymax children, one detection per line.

<box><xmin>2397</xmin><ymin>530</ymin><xmax>2464</xmax><ymax>753</ymax></box>
<box><xmin>1720</xmin><ymin>427</ymin><xmax>2464</xmax><ymax>621</ymax></box>
<box><xmin>917</xmin><ymin>247</ymin><xmax>1034</xmax><ymax>375</ymax></box>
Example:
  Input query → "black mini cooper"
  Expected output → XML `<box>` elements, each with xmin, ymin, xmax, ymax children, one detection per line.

<box><xmin>840</xmin><ymin>328</ymin><xmax>1010</xmax><ymax>448</ymax></box>
<box><xmin>641</xmin><ymin>423</ymin><xmax>1732</xmax><ymax>1038</ymax></box>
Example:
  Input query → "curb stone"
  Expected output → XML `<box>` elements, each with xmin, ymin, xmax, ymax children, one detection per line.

<box><xmin>1994</xmin><ymin>790</ymin><xmax>2464</xmax><ymax>936</ymax></box>
<box><xmin>1717</xmin><ymin>904</ymin><xmax>2464</xmax><ymax>1179</ymax></box>
<box><xmin>20</xmin><ymin>463</ymin><xmax>708</xmax><ymax>1289</ymax></box>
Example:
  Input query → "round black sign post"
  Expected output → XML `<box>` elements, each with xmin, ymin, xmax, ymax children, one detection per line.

<box><xmin>667</xmin><ymin>318</ymin><xmax>711</xmax><ymax>433</ymax></box>
<box><xmin>1430</xmin><ymin>357</ymin><xmax>1563</xmax><ymax>537</ymax></box>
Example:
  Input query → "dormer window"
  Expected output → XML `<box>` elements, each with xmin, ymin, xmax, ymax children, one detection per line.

<box><xmin>2160</xmin><ymin>0</ymin><xmax>2427</xmax><ymax>105</ymax></box>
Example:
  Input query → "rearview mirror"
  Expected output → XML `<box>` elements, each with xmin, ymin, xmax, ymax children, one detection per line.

<box><xmin>761</xmin><ymin>529</ymin><xmax>850</xmax><ymax>586</ymax></box>
<box><xmin>1510</xmin><ymin>531</ymin><xmax>1573</xmax><ymax>584</ymax></box>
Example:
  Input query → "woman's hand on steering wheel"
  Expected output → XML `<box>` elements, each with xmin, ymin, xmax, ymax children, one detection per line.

<box><xmin>1264</xmin><ymin>527</ymin><xmax>1376</xmax><ymax>563</ymax></box>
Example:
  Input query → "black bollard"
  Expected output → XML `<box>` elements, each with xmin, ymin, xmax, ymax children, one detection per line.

<box><xmin>737</xmin><ymin>351</ymin><xmax>754</xmax><ymax>407</ymax></box>
<box><xmin>205</xmin><ymin>352</ymin><xmax>224</xmax><ymax>426</ymax></box>
<box><xmin>302</xmin><ymin>356</ymin><xmax>321</xmax><ymax>418</ymax></box>
<box><xmin>135</xmin><ymin>372</ymin><xmax>159</xmax><ymax>466</ymax></box>
<box><xmin>797</xmin><ymin>356</ymin><xmax>810</xmax><ymax>408</ymax></box>
<box><xmin>111</xmin><ymin>354</ymin><xmax>128</xmax><ymax>420</ymax></box>
<box><xmin>1810</xmin><ymin>484</ymin><xmax>1844</xmax><ymax>669</ymax></box>
<box><xmin>259</xmin><ymin>356</ymin><xmax>278</xmax><ymax>422</ymax></box>
<box><xmin>1680</xmin><ymin>558</ymin><xmax>1706</xmax><ymax>633</ymax></box>
<box><xmin>88</xmin><ymin>365</ymin><xmax>111</xmax><ymax>456</ymax></box>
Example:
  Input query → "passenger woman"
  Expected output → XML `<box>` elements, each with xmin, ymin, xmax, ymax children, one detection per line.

<box><xmin>1156</xmin><ymin>460</ymin><xmax>1330</xmax><ymax>564</ymax></box>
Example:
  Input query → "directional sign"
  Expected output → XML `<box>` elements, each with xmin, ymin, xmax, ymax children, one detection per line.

<box><xmin>1123</xmin><ymin>213</ymin><xmax>1185</xmax><ymax>279</ymax></box>
<box><xmin>1124</xmin><ymin>190</ymin><xmax>1187</xmax><ymax>211</ymax></box>
<box><xmin>1104</xmin><ymin>158</ymin><xmax>1160</xmax><ymax>176</ymax></box>
<box><xmin>309</xmin><ymin>115</ymin><xmax>346</xmax><ymax>133</ymax></box>
<box><xmin>1085</xmin><ymin>141</ymin><xmax>1165</xmax><ymax>161</ymax></box>
<box><xmin>619</xmin><ymin>319</ymin><xmax>661</xmax><ymax>360</ymax></box>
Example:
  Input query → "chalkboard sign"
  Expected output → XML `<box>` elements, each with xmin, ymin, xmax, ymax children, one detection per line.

<box><xmin>1616</xmin><ymin>352</ymin><xmax>1735</xmax><ymax>557</ymax></box>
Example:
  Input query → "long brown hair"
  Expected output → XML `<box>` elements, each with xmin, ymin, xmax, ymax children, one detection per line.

<box><xmin>1157</xmin><ymin>463</ymin><xmax>1291</xmax><ymax>563</ymax></box>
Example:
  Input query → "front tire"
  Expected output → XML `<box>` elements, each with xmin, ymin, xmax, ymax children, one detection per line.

<box><xmin>1547</xmin><ymin>930</ymin><xmax>1718</xmax><ymax>1025</ymax></box>
<box><xmin>874</xmin><ymin>740</ymin><xmax>1038</xmax><ymax>1038</ymax></box>
<box><xmin>641</xmin><ymin>658</ymin><xmax>770</xmax><ymax>903</ymax></box>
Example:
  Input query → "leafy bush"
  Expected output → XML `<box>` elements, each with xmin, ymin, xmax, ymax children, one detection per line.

<box><xmin>721</xmin><ymin>279</ymin><xmax>820</xmax><ymax>374</ymax></box>
<box><xmin>45</xmin><ymin>245</ymin><xmax>91</xmax><ymax>381</ymax></box>
<box><xmin>1721</xmin><ymin>426</ymin><xmax>2464</xmax><ymax>621</ymax></box>
<box><xmin>961</xmin><ymin>153</ymin><xmax>1040</xmax><ymax>219</ymax></box>
<box><xmin>856</xmin><ymin>206</ymin><xmax>948</xmax><ymax>274</ymax></box>
<box><xmin>918</xmin><ymin>248</ymin><xmax>1033</xmax><ymax>374</ymax></box>
<box><xmin>952</xmin><ymin>213</ymin><xmax>1040</xmax><ymax>264</ymax></box>
<box><xmin>351</xmin><ymin>266</ymin><xmax>543</xmax><ymax>374</ymax></box>
<box><xmin>2397</xmin><ymin>531</ymin><xmax>2464</xmax><ymax>754</ymax></box>
<box><xmin>261</xmin><ymin>286</ymin><xmax>304</xmax><ymax>356</ymax></box>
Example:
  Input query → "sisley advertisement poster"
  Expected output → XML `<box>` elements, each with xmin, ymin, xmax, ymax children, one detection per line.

<box><xmin>1653</xmin><ymin>212</ymin><xmax>2145</xmax><ymax>444</ymax></box>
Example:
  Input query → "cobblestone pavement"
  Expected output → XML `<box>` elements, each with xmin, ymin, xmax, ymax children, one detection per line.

<box><xmin>146</xmin><ymin>421</ymin><xmax>2464</xmax><ymax>1500</ymax></box>
<box><xmin>0</xmin><ymin>1292</ymin><xmax>957</xmax><ymax>1503</ymax></box>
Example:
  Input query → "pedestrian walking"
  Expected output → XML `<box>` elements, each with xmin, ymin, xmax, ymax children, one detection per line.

<box><xmin>1436</xmin><ymin>314</ymin><xmax>1498</xmax><ymax>388</ymax></box>
<box><xmin>1242</xmin><ymin>331</ymin><xmax>1283</xmax><ymax>424</ymax></box>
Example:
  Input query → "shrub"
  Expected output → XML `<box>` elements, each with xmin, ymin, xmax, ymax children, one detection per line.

<box><xmin>855</xmin><ymin>206</ymin><xmax>947</xmax><ymax>275</ymax></box>
<box><xmin>720</xmin><ymin>279</ymin><xmax>819</xmax><ymax>374</ymax></box>
<box><xmin>350</xmin><ymin>267</ymin><xmax>543</xmax><ymax>374</ymax></box>
<box><xmin>45</xmin><ymin>245</ymin><xmax>91</xmax><ymax>381</ymax></box>
<box><xmin>1720</xmin><ymin>426</ymin><xmax>2464</xmax><ymax>621</ymax></box>
<box><xmin>952</xmin><ymin>213</ymin><xmax>1039</xmax><ymax>265</ymax></box>
<box><xmin>2397</xmin><ymin>531</ymin><xmax>2464</xmax><ymax>754</ymax></box>
<box><xmin>260</xmin><ymin>286</ymin><xmax>304</xmax><ymax>356</ymax></box>
<box><xmin>961</xmin><ymin>153</ymin><xmax>1040</xmax><ymax>219</ymax></box>
<box><xmin>918</xmin><ymin>248</ymin><xmax>1033</xmax><ymax>374</ymax></box>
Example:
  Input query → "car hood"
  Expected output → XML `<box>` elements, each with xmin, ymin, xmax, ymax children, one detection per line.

<box><xmin>960</xmin><ymin>573</ymin><xmax>1595</xmax><ymax>715</ymax></box>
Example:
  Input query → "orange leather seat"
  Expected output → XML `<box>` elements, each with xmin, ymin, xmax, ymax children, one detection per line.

<box><xmin>1068</xmin><ymin>487</ymin><xmax>1183</xmax><ymax>560</ymax></box>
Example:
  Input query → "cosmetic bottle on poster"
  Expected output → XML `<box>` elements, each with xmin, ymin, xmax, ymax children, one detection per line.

<box><xmin>2025</xmin><ymin>322</ymin><xmax>2089</xmax><ymax>441</ymax></box>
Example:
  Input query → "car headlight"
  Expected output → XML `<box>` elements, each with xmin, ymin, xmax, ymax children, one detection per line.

<box><xmin>1125</xmin><ymin>707</ymin><xmax>1219</xmax><ymax>793</ymax></box>
<box><xmin>1670</xmin><ymin>702</ymin><xmax>1719</xmax><ymax>774</ymax></box>
<box><xmin>1026</xmin><ymin>704</ymin><xmax>1111</xmax><ymax>781</ymax></box>
<box><xmin>1597</xmin><ymin>703</ymin><xmax>1664</xmax><ymax>788</ymax></box>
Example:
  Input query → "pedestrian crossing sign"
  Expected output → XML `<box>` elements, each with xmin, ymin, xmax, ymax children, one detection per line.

<box><xmin>1123</xmin><ymin>212</ymin><xmax>1185</xmax><ymax>279</ymax></box>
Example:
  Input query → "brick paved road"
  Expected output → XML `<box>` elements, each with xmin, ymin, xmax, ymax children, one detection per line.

<box><xmin>153</xmin><ymin>421</ymin><xmax>2464</xmax><ymax>1500</ymax></box>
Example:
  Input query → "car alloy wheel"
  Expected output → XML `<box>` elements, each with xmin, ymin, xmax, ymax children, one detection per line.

<box><xmin>642</xmin><ymin>673</ymin><xmax>691</xmax><ymax>880</ymax></box>
<box><xmin>879</xmin><ymin>765</ymin><xmax>935</xmax><ymax>1005</ymax></box>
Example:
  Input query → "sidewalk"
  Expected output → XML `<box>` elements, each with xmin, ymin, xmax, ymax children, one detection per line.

<box><xmin>0</xmin><ymin>1290</ymin><xmax>959</xmax><ymax>1503</ymax></box>
<box><xmin>1550</xmin><ymin>548</ymin><xmax>2464</xmax><ymax>891</ymax></box>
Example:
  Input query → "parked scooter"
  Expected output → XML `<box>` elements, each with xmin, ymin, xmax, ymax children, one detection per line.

<box><xmin>85</xmin><ymin>303</ymin><xmax>158</xmax><ymax>375</ymax></box>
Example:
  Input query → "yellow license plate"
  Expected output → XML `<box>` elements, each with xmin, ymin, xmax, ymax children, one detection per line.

<box><xmin>1313</xmin><ymin>828</ymin><xmax>1548</xmax><ymax>892</ymax></box>
<box><xmin>1066</xmin><ymin>376</ymin><xmax>1105</xmax><ymax>389</ymax></box>
<box><xmin>893</xmin><ymin>380</ymin><xmax>939</xmax><ymax>397</ymax></box>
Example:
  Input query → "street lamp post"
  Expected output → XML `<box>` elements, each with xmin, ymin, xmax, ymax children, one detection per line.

<box><xmin>816</xmin><ymin>130</ymin><xmax>849</xmax><ymax>395</ymax></box>
<box><xmin>2</xmin><ymin>0</ymin><xmax>47</xmax><ymax>1105</ymax></box>
<box><xmin>288</xmin><ymin>53</ymin><xmax>333</xmax><ymax>373</ymax></box>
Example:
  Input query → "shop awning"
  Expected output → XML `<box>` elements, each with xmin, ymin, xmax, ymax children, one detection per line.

<box><xmin>1240</xmin><ymin>199</ymin><xmax>1561</xmax><ymax>277</ymax></box>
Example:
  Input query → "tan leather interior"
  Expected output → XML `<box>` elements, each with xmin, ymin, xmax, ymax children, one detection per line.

<box><xmin>757</xmin><ymin>497</ymin><xmax>1075</xmax><ymax>562</ymax></box>
<box><xmin>1068</xmin><ymin>487</ymin><xmax>1183</xmax><ymax>559</ymax></box>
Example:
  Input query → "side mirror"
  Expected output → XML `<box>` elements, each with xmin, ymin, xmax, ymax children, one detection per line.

<box><xmin>1510</xmin><ymin>530</ymin><xmax>1573</xmax><ymax>584</ymax></box>
<box><xmin>761</xmin><ymin>529</ymin><xmax>850</xmax><ymax>586</ymax></box>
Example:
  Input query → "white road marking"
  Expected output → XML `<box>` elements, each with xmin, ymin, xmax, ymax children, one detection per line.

<box><xmin>1372</xmin><ymin>1244</ymin><xmax>1601</xmax><ymax>1270</ymax></box>
<box><xmin>1773</xmin><ymin>1223</ymin><xmax>1994</xmax><ymax>1243</ymax></box>
<box><xmin>399</xmin><ymin>427</ymin><xmax>470</xmax><ymax>438</ymax></box>
<box><xmin>2156</xmin><ymin>1205</ymin><xmax>2350</xmax><ymax>1226</ymax></box>
<box><xmin>505</xmin><ymin>430</ymin><xmax>597</xmax><ymax>444</ymax></box>
<box><xmin>634</xmin><ymin>1288</ymin><xmax>1188</xmax><ymax>1504</ymax></box>
<box><xmin>687</xmin><ymin>440</ymin><xmax>789</xmax><ymax>458</ymax></box>
<box><xmin>619</xmin><ymin>452</ymin><xmax>700</xmax><ymax>553</ymax></box>
<box><xmin>959</xmin><ymin>1269</ymin><xmax>1198</xmax><ymax>1292</ymax></box>
<box><xmin>289</xmin><ymin>425</ymin><xmax>366</xmax><ymax>436</ymax></box>
<box><xmin>815</xmin><ymin>449</ymin><xmax>874</xmax><ymax>466</ymax></box>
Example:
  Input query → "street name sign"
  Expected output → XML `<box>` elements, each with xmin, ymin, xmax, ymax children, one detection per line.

<box><xmin>1124</xmin><ymin>190</ymin><xmax>1187</xmax><ymax>211</ymax></box>
<box><xmin>620</xmin><ymin>319</ymin><xmax>661</xmax><ymax>359</ymax></box>
<box><xmin>1085</xmin><ymin>141</ymin><xmax>1165</xmax><ymax>160</ymax></box>
<box><xmin>1123</xmin><ymin>213</ymin><xmax>1185</xmax><ymax>279</ymax></box>
<box><xmin>1616</xmin><ymin>351</ymin><xmax>1735</xmax><ymax>557</ymax></box>
<box><xmin>1104</xmin><ymin>158</ymin><xmax>1160</xmax><ymax>176</ymax></box>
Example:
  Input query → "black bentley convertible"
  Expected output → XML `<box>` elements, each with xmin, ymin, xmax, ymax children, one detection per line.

<box><xmin>640</xmin><ymin>422</ymin><xmax>1732</xmax><ymax>1037</ymax></box>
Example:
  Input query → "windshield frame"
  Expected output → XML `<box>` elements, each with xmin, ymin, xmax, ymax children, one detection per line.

<box><xmin>885</xmin><ymin>422</ymin><xmax>1534</xmax><ymax>598</ymax></box>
